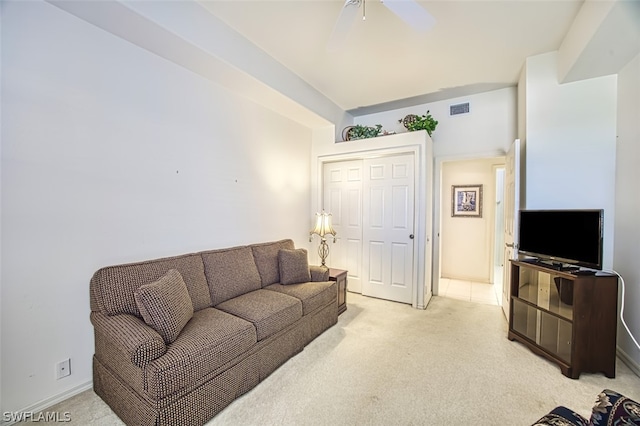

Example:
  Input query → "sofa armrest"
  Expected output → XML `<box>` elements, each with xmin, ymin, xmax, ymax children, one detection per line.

<box><xmin>310</xmin><ymin>265</ymin><xmax>329</xmax><ymax>282</ymax></box>
<box><xmin>91</xmin><ymin>311</ymin><xmax>167</xmax><ymax>368</ymax></box>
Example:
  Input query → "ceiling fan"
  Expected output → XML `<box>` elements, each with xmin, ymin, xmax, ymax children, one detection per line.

<box><xmin>327</xmin><ymin>0</ymin><xmax>436</xmax><ymax>51</ymax></box>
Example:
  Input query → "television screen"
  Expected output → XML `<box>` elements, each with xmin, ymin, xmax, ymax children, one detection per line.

<box><xmin>518</xmin><ymin>209</ymin><xmax>603</xmax><ymax>270</ymax></box>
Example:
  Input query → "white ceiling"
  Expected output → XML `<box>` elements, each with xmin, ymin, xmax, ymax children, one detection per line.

<box><xmin>201</xmin><ymin>0</ymin><xmax>584</xmax><ymax>114</ymax></box>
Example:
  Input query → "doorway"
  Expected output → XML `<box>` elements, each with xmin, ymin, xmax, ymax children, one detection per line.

<box><xmin>493</xmin><ymin>166</ymin><xmax>505</xmax><ymax>305</ymax></box>
<box><xmin>435</xmin><ymin>156</ymin><xmax>505</xmax><ymax>305</ymax></box>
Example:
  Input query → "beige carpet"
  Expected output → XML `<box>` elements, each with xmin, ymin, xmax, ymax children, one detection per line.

<box><xmin>28</xmin><ymin>294</ymin><xmax>640</xmax><ymax>425</ymax></box>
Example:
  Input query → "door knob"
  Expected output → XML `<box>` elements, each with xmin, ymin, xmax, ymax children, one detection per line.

<box><xmin>409</xmin><ymin>234</ymin><xmax>414</xmax><ymax>239</ymax></box>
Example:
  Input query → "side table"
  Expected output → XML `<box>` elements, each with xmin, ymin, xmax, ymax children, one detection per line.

<box><xmin>329</xmin><ymin>268</ymin><xmax>347</xmax><ymax>315</ymax></box>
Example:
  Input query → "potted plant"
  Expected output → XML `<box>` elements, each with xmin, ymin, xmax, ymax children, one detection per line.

<box><xmin>400</xmin><ymin>111</ymin><xmax>438</xmax><ymax>137</ymax></box>
<box><xmin>343</xmin><ymin>124</ymin><xmax>383</xmax><ymax>141</ymax></box>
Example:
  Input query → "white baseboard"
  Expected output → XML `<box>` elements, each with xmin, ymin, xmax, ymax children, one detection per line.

<box><xmin>617</xmin><ymin>346</ymin><xmax>640</xmax><ymax>378</ymax></box>
<box><xmin>1</xmin><ymin>381</ymin><xmax>92</xmax><ymax>426</ymax></box>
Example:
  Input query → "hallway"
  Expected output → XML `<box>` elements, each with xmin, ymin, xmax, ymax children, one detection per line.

<box><xmin>439</xmin><ymin>278</ymin><xmax>499</xmax><ymax>306</ymax></box>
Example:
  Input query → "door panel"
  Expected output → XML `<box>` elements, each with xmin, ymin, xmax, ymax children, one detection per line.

<box><xmin>368</xmin><ymin>241</ymin><xmax>384</xmax><ymax>283</ymax></box>
<box><xmin>362</xmin><ymin>154</ymin><xmax>415</xmax><ymax>304</ymax></box>
<box><xmin>328</xmin><ymin>188</ymin><xmax>341</xmax><ymax>219</ymax></box>
<box><xmin>345</xmin><ymin>238</ymin><xmax>361</xmax><ymax>278</ymax></box>
<box><xmin>393</xmin><ymin>186</ymin><xmax>409</xmax><ymax>228</ymax></box>
<box><xmin>347</xmin><ymin>189</ymin><xmax>360</xmax><ymax>225</ymax></box>
<box><xmin>369</xmin><ymin>187</ymin><xmax>384</xmax><ymax>228</ymax></box>
<box><xmin>391</xmin><ymin>242</ymin><xmax>409</xmax><ymax>287</ymax></box>
<box><xmin>323</xmin><ymin>160</ymin><xmax>363</xmax><ymax>293</ymax></box>
<box><xmin>502</xmin><ymin>140</ymin><xmax>521</xmax><ymax>318</ymax></box>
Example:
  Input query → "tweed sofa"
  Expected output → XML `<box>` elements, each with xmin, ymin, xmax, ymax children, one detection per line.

<box><xmin>90</xmin><ymin>239</ymin><xmax>338</xmax><ymax>426</ymax></box>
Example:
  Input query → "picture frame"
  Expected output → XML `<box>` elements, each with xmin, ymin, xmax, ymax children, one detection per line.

<box><xmin>451</xmin><ymin>184</ymin><xmax>483</xmax><ymax>218</ymax></box>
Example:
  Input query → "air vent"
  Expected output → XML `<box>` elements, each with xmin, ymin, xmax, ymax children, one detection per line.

<box><xmin>450</xmin><ymin>102</ymin><xmax>470</xmax><ymax>116</ymax></box>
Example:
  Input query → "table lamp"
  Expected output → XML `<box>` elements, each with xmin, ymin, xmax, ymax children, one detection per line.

<box><xmin>309</xmin><ymin>211</ymin><xmax>337</xmax><ymax>266</ymax></box>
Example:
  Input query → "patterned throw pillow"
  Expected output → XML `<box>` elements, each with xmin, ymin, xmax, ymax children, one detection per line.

<box><xmin>278</xmin><ymin>249</ymin><xmax>311</xmax><ymax>285</ymax></box>
<box><xmin>134</xmin><ymin>269</ymin><xmax>194</xmax><ymax>344</ymax></box>
<box><xmin>251</xmin><ymin>239</ymin><xmax>295</xmax><ymax>286</ymax></box>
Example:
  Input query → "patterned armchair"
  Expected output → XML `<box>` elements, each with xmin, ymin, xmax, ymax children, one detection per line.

<box><xmin>533</xmin><ymin>389</ymin><xmax>640</xmax><ymax>426</ymax></box>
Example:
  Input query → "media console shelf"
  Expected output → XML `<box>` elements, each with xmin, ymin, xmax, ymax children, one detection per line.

<box><xmin>508</xmin><ymin>259</ymin><xmax>618</xmax><ymax>379</ymax></box>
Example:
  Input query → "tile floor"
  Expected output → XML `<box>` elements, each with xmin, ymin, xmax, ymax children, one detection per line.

<box><xmin>438</xmin><ymin>277</ymin><xmax>499</xmax><ymax>305</ymax></box>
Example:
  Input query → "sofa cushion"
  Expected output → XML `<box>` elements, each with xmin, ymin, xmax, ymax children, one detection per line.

<box><xmin>134</xmin><ymin>269</ymin><xmax>194</xmax><ymax>344</ymax></box>
<box><xmin>216</xmin><ymin>290</ymin><xmax>302</xmax><ymax>341</ymax></box>
<box><xmin>90</xmin><ymin>253</ymin><xmax>211</xmax><ymax>316</ymax></box>
<box><xmin>265</xmin><ymin>281</ymin><xmax>336</xmax><ymax>315</ymax></box>
<box><xmin>145</xmin><ymin>307</ymin><xmax>257</xmax><ymax>400</ymax></box>
<box><xmin>201</xmin><ymin>246</ymin><xmax>262</xmax><ymax>305</ymax></box>
<box><xmin>278</xmin><ymin>248</ymin><xmax>311</xmax><ymax>285</ymax></box>
<box><xmin>251</xmin><ymin>239</ymin><xmax>295</xmax><ymax>287</ymax></box>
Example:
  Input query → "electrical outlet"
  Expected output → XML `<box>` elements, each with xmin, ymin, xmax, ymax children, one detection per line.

<box><xmin>56</xmin><ymin>359</ymin><xmax>71</xmax><ymax>379</ymax></box>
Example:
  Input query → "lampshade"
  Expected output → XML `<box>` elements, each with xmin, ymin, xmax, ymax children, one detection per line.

<box><xmin>310</xmin><ymin>211</ymin><xmax>336</xmax><ymax>238</ymax></box>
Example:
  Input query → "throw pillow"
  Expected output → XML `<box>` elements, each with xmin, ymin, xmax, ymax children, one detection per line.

<box><xmin>278</xmin><ymin>248</ymin><xmax>311</xmax><ymax>285</ymax></box>
<box><xmin>134</xmin><ymin>269</ymin><xmax>194</xmax><ymax>344</ymax></box>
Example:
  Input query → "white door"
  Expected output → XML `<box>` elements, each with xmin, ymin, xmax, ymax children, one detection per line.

<box><xmin>323</xmin><ymin>160</ymin><xmax>363</xmax><ymax>293</ymax></box>
<box><xmin>362</xmin><ymin>154</ymin><xmax>415</xmax><ymax>304</ymax></box>
<box><xmin>502</xmin><ymin>140</ymin><xmax>521</xmax><ymax>318</ymax></box>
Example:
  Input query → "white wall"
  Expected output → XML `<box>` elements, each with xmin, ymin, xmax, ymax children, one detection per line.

<box><xmin>521</xmin><ymin>50</ymin><xmax>640</xmax><ymax>369</ymax></box>
<box><xmin>353</xmin><ymin>87</ymin><xmax>517</xmax><ymax>158</ymax></box>
<box><xmin>614</xmin><ymin>53</ymin><xmax>640</xmax><ymax>371</ymax></box>
<box><xmin>352</xmin><ymin>88</ymin><xmax>517</xmax><ymax>293</ymax></box>
<box><xmin>1</xmin><ymin>1</ymin><xmax>315</xmax><ymax>415</ymax></box>
<box><xmin>558</xmin><ymin>0</ymin><xmax>640</xmax><ymax>85</ymax></box>
<box><xmin>441</xmin><ymin>158</ymin><xmax>503</xmax><ymax>283</ymax></box>
<box><xmin>48</xmin><ymin>0</ymin><xmax>350</xmax><ymax>139</ymax></box>
<box><xmin>522</xmin><ymin>51</ymin><xmax>617</xmax><ymax>270</ymax></box>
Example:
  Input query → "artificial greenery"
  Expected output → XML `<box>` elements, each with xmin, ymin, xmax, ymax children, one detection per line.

<box><xmin>403</xmin><ymin>111</ymin><xmax>438</xmax><ymax>136</ymax></box>
<box><xmin>347</xmin><ymin>124</ymin><xmax>382</xmax><ymax>140</ymax></box>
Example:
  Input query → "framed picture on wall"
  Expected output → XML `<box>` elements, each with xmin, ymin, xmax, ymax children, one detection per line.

<box><xmin>452</xmin><ymin>184</ymin><xmax>483</xmax><ymax>218</ymax></box>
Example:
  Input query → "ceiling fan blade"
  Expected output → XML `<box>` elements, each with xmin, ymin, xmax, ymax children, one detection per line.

<box><xmin>327</xmin><ymin>0</ymin><xmax>362</xmax><ymax>52</ymax></box>
<box><xmin>382</xmin><ymin>0</ymin><xmax>435</xmax><ymax>32</ymax></box>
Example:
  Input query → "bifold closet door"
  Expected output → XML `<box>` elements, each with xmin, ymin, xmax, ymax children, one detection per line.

<box><xmin>361</xmin><ymin>154</ymin><xmax>415</xmax><ymax>304</ymax></box>
<box><xmin>322</xmin><ymin>154</ymin><xmax>416</xmax><ymax>303</ymax></box>
<box><xmin>323</xmin><ymin>160</ymin><xmax>363</xmax><ymax>293</ymax></box>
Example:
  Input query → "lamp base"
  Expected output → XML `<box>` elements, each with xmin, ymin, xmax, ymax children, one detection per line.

<box><xmin>318</xmin><ymin>239</ymin><xmax>330</xmax><ymax>266</ymax></box>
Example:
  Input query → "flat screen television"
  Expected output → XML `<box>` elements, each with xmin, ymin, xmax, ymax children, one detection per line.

<box><xmin>518</xmin><ymin>209</ymin><xmax>604</xmax><ymax>270</ymax></box>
